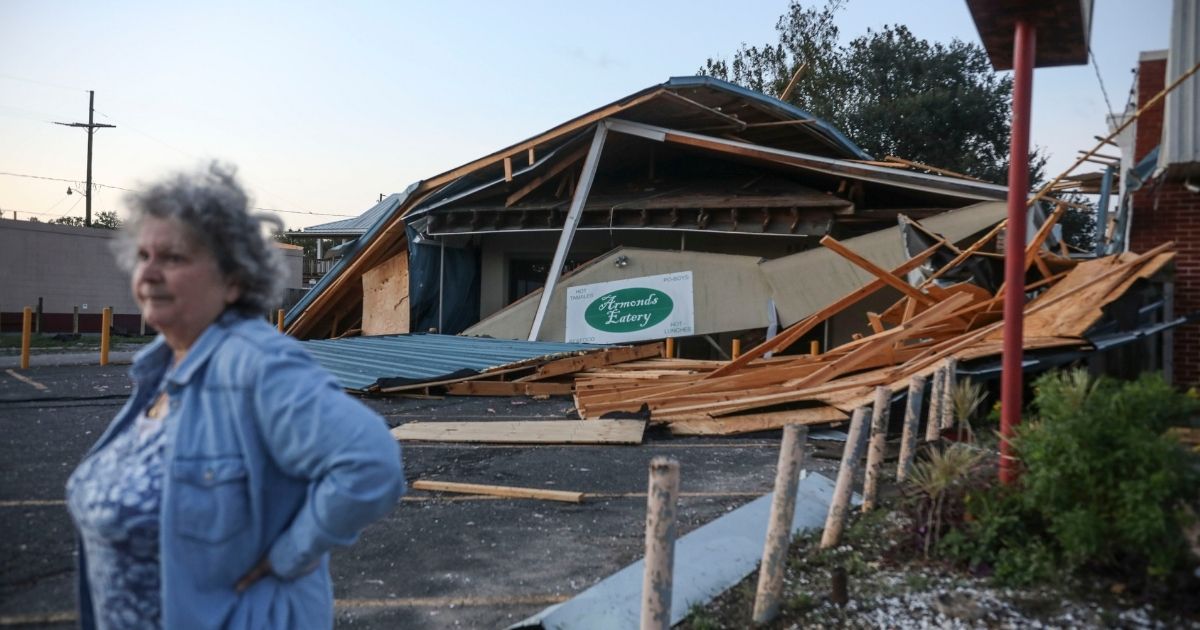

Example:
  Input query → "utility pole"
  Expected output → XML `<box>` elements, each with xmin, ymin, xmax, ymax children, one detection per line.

<box><xmin>55</xmin><ymin>91</ymin><xmax>115</xmax><ymax>227</ymax></box>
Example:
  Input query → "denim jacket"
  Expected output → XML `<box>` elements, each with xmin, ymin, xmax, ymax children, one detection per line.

<box><xmin>74</xmin><ymin>311</ymin><xmax>406</xmax><ymax>629</ymax></box>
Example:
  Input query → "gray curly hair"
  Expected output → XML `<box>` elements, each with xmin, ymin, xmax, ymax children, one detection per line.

<box><xmin>114</xmin><ymin>162</ymin><xmax>287</xmax><ymax>317</ymax></box>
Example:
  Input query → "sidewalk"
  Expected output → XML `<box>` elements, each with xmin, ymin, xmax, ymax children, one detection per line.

<box><xmin>0</xmin><ymin>350</ymin><xmax>138</xmax><ymax>369</ymax></box>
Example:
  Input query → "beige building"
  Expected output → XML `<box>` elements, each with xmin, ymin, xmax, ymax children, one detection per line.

<box><xmin>0</xmin><ymin>218</ymin><xmax>303</xmax><ymax>333</ymax></box>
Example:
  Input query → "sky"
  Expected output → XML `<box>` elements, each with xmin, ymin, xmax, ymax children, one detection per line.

<box><xmin>0</xmin><ymin>1</ymin><xmax>1177</xmax><ymax>230</ymax></box>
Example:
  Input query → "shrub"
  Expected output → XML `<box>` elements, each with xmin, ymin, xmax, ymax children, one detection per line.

<box><xmin>1018</xmin><ymin>370</ymin><xmax>1197</xmax><ymax>576</ymax></box>
<box><xmin>946</xmin><ymin>369</ymin><xmax>1199</xmax><ymax>584</ymax></box>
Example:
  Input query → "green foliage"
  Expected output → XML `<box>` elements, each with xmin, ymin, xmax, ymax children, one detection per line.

<box><xmin>945</xmin><ymin>369</ymin><xmax>1199</xmax><ymax>585</ymax></box>
<box><xmin>700</xmin><ymin>0</ymin><xmax>1048</xmax><ymax>185</ymax></box>
<box><xmin>50</xmin><ymin>210</ymin><xmax>120</xmax><ymax>229</ymax></box>
<box><xmin>904</xmin><ymin>443</ymin><xmax>990</xmax><ymax>557</ymax></box>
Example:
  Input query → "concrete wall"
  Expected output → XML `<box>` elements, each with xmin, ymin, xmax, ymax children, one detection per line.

<box><xmin>0</xmin><ymin>219</ymin><xmax>139</xmax><ymax>319</ymax></box>
<box><xmin>0</xmin><ymin>218</ymin><xmax>304</xmax><ymax>332</ymax></box>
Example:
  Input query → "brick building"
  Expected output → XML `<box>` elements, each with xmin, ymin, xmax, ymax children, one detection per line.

<box><xmin>1127</xmin><ymin>35</ymin><xmax>1200</xmax><ymax>386</ymax></box>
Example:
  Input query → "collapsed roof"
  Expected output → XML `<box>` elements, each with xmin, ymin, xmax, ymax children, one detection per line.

<box><xmin>286</xmin><ymin>76</ymin><xmax>1009</xmax><ymax>340</ymax></box>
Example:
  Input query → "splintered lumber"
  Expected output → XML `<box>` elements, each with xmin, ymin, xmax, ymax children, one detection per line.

<box><xmin>819</xmin><ymin>235</ymin><xmax>938</xmax><ymax>308</ymax></box>
<box><xmin>391</xmin><ymin>419</ymin><xmax>646</xmax><ymax>444</ymax></box>
<box><xmin>444</xmin><ymin>380</ymin><xmax>574</xmax><ymax>396</ymax></box>
<box><xmin>665</xmin><ymin>406</ymin><xmax>848</xmax><ymax>436</ymax></box>
<box><xmin>561</xmin><ymin>239</ymin><xmax>1175</xmax><ymax>438</ymax></box>
<box><xmin>517</xmin><ymin>343</ymin><xmax>663</xmax><ymax>381</ymax></box>
<box><xmin>411</xmin><ymin>480</ymin><xmax>584</xmax><ymax>503</ymax></box>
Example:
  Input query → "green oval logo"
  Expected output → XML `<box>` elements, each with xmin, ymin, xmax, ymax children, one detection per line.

<box><xmin>585</xmin><ymin>288</ymin><xmax>674</xmax><ymax>332</ymax></box>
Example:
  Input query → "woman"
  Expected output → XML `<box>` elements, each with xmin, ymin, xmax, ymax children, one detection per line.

<box><xmin>66</xmin><ymin>164</ymin><xmax>405</xmax><ymax>629</ymax></box>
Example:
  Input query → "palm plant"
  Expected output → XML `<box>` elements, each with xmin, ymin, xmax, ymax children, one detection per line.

<box><xmin>906</xmin><ymin>442</ymin><xmax>988</xmax><ymax>557</ymax></box>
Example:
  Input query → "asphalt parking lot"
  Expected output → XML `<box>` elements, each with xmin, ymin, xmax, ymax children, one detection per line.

<box><xmin>0</xmin><ymin>361</ymin><xmax>843</xmax><ymax>629</ymax></box>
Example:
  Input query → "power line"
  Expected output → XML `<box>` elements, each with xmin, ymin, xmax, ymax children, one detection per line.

<box><xmin>1</xmin><ymin>171</ymin><xmax>359</xmax><ymax>218</ymax></box>
<box><xmin>1088</xmin><ymin>45</ymin><xmax>1116</xmax><ymax>121</ymax></box>
<box><xmin>0</xmin><ymin>73</ymin><xmax>86</xmax><ymax>93</ymax></box>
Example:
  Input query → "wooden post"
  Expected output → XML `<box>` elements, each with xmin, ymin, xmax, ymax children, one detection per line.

<box><xmin>731</xmin><ymin>338</ymin><xmax>741</xmax><ymax>359</ymax></box>
<box><xmin>939</xmin><ymin>358</ymin><xmax>958</xmax><ymax>430</ymax></box>
<box><xmin>72</xmin><ymin>306</ymin><xmax>79</xmax><ymax>335</ymax></box>
<box><xmin>277</xmin><ymin>309</ymin><xmax>285</xmax><ymax>332</ymax></box>
<box><xmin>896</xmin><ymin>375</ymin><xmax>926</xmax><ymax>482</ymax></box>
<box><xmin>100</xmin><ymin>307</ymin><xmax>112</xmax><ymax>366</ymax></box>
<box><xmin>861</xmin><ymin>386</ymin><xmax>892</xmax><ymax>512</ymax></box>
<box><xmin>752</xmin><ymin>424</ymin><xmax>808</xmax><ymax>624</ymax></box>
<box><xmin>140</xmin><ymin>314</ymin><xmax>146</xmax><ymax>336</ymax></box>
<box><xmin>925</xmin><ymin>367</ymin><xmax>945</xmax><ymax>442</ymax></box>
<box><xmin>665</xmin><ymin>337</ymin><xmax>675</xmax><ymax>359</ymax></box>
<box><xmin>821</xmin><ymin>407</ymin><xmax>869</xmax><ymax>549</ymax></box>
<box><xmin>810</xmin><ymin>340</ymin><xmax>820</xmax><ymax>356</ymax></box>
<box><xmin>641</xmin><ymin>457</ymin><xmax>680</xmax><ymax>630</ymax></box>
<box><xmin>20</xmin><ymin>307</ymin><xmax>32</xmax><ymax>370</ymax></box>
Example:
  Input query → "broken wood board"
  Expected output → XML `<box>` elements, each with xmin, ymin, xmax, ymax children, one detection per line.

<box><xmin>391</xmin><ymin>419</ymin><xmax>645</xmax><ymax>444</ymax></box>
<box><xmin>411</xmin><ymin>479</ymin><xmax>584</xmax><ymax>503</ymax></box>
<box><xmin>361</xmin><ymin>251</ymin><xmax>410</xmax><ymax>335</ymax></box>
<box><xmin>444</xmin><ymin>380</ymin><xmax>574</xmax><ymax>396</ymax></box>
<box><xmin>517</xmin><ymin>343</ymin><xmax>663</xmax><ymax>381</ymax></box>
<box><xmin>666</xmin><ymin>406</ymin><xmax>848</xmax><ymax>436</ymax></box>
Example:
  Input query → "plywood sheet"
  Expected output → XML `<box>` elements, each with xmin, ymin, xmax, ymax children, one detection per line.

<box><xmin>391</xmin><ymin>419</ymin><xmax>645</xmax><ymax>444</ymax></box>
<box><xmin>362</xmin><ymin>251</ymin><xmax>410</xmax><ymax>335</ymax></box>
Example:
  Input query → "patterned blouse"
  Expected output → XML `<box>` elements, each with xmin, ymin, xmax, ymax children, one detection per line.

<box><xmin>67</xmin><ymin>409</ymin><xmax>168</xmax><ymax>630</ymax></box>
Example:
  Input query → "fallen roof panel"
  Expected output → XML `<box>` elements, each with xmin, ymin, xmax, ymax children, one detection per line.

<box><xmin>300</xmin><ymin>333</ymin><xmax>605</xmax><ymax>392</ymax></box>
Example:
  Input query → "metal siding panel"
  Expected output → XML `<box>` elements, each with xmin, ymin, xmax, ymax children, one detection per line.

<box><xmin>299</xmin><ymin>333</ymin><xmax>604</xmax><ymax>391</ymax></box>
<box><xmin>1163</xmin><ymin>0</ymin><xmax>1200</xmax><ymax>170</ymax></box>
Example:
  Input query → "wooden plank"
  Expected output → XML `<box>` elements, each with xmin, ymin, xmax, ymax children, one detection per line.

<box><xmin>391</xmin><ymin>419</ymin><xmax>646</xmax><ymax>444</ymax></box>
<box><xmin>883</xmin><ymin>155</ymin><xmax>985</xmax><ymax>182</ymax></box>
<box><xmin>503</xmin><ymin>157</ymin><xmax>514</xmax><ymax>182</ymax></box>
<box><xmin>505</xmin><ymin>144</ymin><xmax>590</xmax><ymax>207</ymax></box>
<box><xmin>518</xmin><ymin>343</ymin><xmax>663</xmax><ymax>381</ymax></box>
<box><xmin>444</xmin><ymin>381</ymin><xmax>574</xmax><ymax>396</ymax></box>
<box><xmin>360</xmin><ymin>251</ymin><xmax>410</xmax><ymax>335</ymax></box>
<box><xmin>666</xmin><ymin>406</ymin><xmax>847</xmax><ymax>436</ymax></box>
<box><xmin>820</xmin><ymin>235</ymin><xmax>937</xmax><ymax>307</ymax></box>
<box><xmin>411</xmin><ymin>480</ymin><xmax>584</xmax><ymax>503</ymax></box>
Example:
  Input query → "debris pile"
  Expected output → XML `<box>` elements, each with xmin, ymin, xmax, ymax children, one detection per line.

<box><xmin>571</xmin><ymin>221</ymin><xmax>1176</xmax><ymax>436</ymax></box>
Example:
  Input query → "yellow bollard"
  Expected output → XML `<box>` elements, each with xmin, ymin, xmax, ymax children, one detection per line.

<box><xmin>810</xmin><ymin>340</ymin><xmax>820</xmax><ymax>356</ymax></box>
<box><xmin>277</xmin><ymin>309</ymin><xmax>285</xmax><ymax>332</ymax></box>
<box><xmin>100</xmin><ymin>307</ymin><xmax>112</xmax><ymax>366</ymax></box>
<box><xmin>665</xmin><ymin>337</ymin><xmax>675</xmax><ymax>359</ymax></box>
<box><xmin>731</xmin><ymin>338</ymin><xmax>741</xmax><ymax>359</ymax></box>
<box><xmin>20</xmin><ymin>307</ymin><xmax>32</xmax><ymax>370</ymax></box>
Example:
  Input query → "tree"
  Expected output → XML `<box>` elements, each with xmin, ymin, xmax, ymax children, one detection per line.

<box><xmin>51</xmin><ymin>211</ymin><xmax>120</xmax><ymax>229</ymax></box>
<box><xmin>93</xmin><ymin>211</ymin><xmax>121</xmax><ymax>229</ymax></box>
<box><xmin>700</xmin><ymin>0</ymin><xmax>1046</xmax><ymax>185</ymax></box>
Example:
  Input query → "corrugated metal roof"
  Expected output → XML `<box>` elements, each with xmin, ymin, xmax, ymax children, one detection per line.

<box><xmin>295</xmin><ymin>193</ymin><xmax>405</xmax><ymax>236</ymax></box>
<box><xmin>300</xmin><ymin>333</ymin><xmax>605</xmax><ymax>392</ymax></box>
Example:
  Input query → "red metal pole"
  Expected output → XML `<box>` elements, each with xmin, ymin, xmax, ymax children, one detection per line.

<box><xmin>1000</xmin><ymin>20</ymin><xmax>1036</xmax><ymax>485</ymax></box>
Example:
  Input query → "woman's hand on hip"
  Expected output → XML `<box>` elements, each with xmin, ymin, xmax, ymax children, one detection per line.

<box><xmin>235</xmin><ymin>557</ymin><xmax>273</xmax><ymax>593</ymax></box>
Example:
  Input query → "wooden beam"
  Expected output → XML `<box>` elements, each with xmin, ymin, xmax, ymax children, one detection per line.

<box><xmin>661</xmin><ymin>90</ymin><xmax>747</xmax><ymax>130</ymax></box>
<box><xmin>517</xmin><ymin>343</ymin><xmax>663</xmax><ymax>381</ymax></box>
<box><xmin>819</xmin><ymin>235</ymin><xmax>937</xmax><ymax>307</ymax></box>
<box><xmin>443</xmin><ymin>381</ymin><xmax>574</xmax><ymax>396</ymax></box>
<box><xmin>505</xmin><ymin>143</ymin><xmax>590</xmax><ymax>207</ymax></box>
<box><xmin>411</xmin><ymin>480</ymin><xmax>584</xmax><ymax>503</ymax></box>
<box><xmin>883</xmin><ymin>155</ymin><xmax>985</xmax><ymax>182</ymax></box>
<box><xmin>667</xmin><ymin>405</ymin><xmax>847</xmax><ymax>436</ymax></box>
<box><xmin>503</xmin><ymin>157</ymin><xmax>514</xmax><ymax>182</ymax></box>
<box><xmin>391</xmin><ymin>419</ymin><xmax>646</xmax><ymax>445</ymax></box>
<box><xmin>778</xmin><ymin>62</ymin><xmax>808</xmax><ymax>102</ymax></box>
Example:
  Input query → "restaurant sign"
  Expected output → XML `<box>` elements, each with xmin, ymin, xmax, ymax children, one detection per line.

<box><xmin>566</xmin><ymin>272</ymin><xmax>694</xmax><ymax>344</ymax></box>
